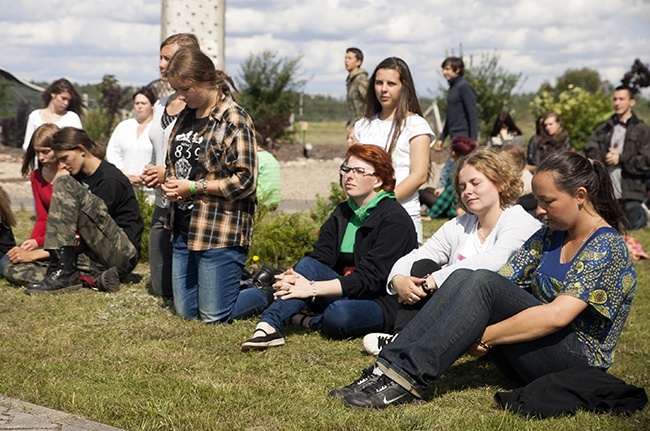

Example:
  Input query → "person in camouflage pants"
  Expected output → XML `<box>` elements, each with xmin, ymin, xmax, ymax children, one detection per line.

<box><xmin>3</xmin><ymin>176</ymin><xmax>138</xmax><ymax>286</ymax></box>
<box><xmin>3</xmin><ymin>127</ymin><xmax>143</xmax><ymax>293</ymax></box>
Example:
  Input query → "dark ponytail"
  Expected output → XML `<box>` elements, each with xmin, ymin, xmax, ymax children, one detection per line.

<box><xmin>535</xmin><ymin>151</ymin><xmax>625</xmax><ymax>233</ymax></box>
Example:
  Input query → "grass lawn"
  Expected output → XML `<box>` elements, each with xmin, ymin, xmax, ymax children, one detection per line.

<box><xmin>1</xmin><ymin>211</ymin><xmax>649</xmax><ymax>430</ymax></box>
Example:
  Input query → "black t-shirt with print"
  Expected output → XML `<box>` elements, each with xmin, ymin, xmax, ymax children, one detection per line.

<box><xmin>169</xmin><ymin>110</ymin><xmax>210</xmax><ymax>238</ymax></box>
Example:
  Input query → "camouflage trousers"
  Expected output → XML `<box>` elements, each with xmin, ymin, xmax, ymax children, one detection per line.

<box><xmin>2</xmin><ymin>175</ymin><xmax>138</xmax><ymax>286</ymax></box>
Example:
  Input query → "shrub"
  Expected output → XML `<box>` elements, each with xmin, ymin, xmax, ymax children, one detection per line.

<box><xmin>135</xmin><ymin>188</ymin><xmax>155</xmax><ymax>263</ymax></box>
<box><xmin>530</xmin><ymin>86</ymin><xmax>612</xmax><ymax>151</ymax></box>
<box><xmin>309</xmin><ymin>181</ymin><xmax>346</xmax><ymax>225</ymax></box>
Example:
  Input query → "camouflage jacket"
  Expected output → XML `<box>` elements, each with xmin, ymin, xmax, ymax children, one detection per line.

<box><xmin>346</xmin><ymin>68</ymin><xmax>369</xmax><ymax>126</ymax></box>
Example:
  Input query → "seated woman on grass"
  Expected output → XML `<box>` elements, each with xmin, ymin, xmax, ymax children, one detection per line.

<box><xmin>363</xmin><ymin>148</ymin><xmax>542</xmax><ymax>356</ymax></box>
<box><xmin>331</xmin><ymin>151</ymin><xmax>636</xmax><ymax>409</ymax></box>
<box><xmin>241</xmin><ymin>144</ymin><xmax>418</xmax><ymax>350</ymax></box>
<box><xmin>4</xmin><ymin>125</ymin><xmax>65</xmax><ymax>277</ymax></box>
<box><xmin>15</xmin><ymin>127</ymin><xmax>144</xmax><ymax>294</ymax></box>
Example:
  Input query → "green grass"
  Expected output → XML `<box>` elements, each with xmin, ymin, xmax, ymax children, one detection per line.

<box><xmin>296</xmin><ymin>120</ymin><xmax>348</xmax><ymax>146</ymax></box>
<box><xmin>1</xmin><ymin>211</ymin><xmax>649</xmax><ymax>430</ymax></box>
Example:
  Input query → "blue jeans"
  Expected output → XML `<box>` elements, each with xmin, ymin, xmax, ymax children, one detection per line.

<box><xmin>378</xmin><ymin>269</ymin><xmax>589</xmax><ymax>395</ymax></box>
<box><xmin>148</xmin><ymin>205</ymin><xmax>173</xmax><ymax>298</ymax></box>
<box><xmin>171</xmin><ymin>235</ymin><xmax>267</xmax><ymax>323</ymax></box>
<box><xmin>259</xmin><ymin>256</ymin><xmax>385</xmax><ymax>338</ymax></box>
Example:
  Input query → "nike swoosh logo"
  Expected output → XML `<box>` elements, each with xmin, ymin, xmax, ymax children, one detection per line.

<box><xmin>383</xmin><ymin>394</ymin><xmax>405</xmax><ymax>404</ymax></box>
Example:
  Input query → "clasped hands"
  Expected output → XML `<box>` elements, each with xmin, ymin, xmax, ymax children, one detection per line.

<box><xmin>272</xmin><ymin>268</ymin><xmax>311</xmax><ymax>300</ymax></box>
<box><xmin>392</xmin><ymin>274</ymin><xmax>436</xmax><ymax>305</ymax></box>
<box><xmin>161</xmin><ymin>176</ymin><xmax>193</xmax><ymax>202</ymax></box>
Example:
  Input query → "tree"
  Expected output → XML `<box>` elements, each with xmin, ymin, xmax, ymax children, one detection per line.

<box><xmin>93</xmin><ymin>75</ymin><xmax>132</xmax><ymax>142</ymax></box>
<box><xmin>236</xmin><ymin>50</ymin><xmax>307</xmax><ymax>146</ymax></box>
<box><xmin>554</xmin><ymin>68</ymin><xmax>612</xmax><ymax>95</ymax></box>
<box><xmin>530</xmin><ymin>86</ymin><xmax>611</xmax><ymax>152</ymax></box>
<box><xmin>621</xmin><ymin>58</ymin><xmax>650</xmax><ymax>94</ymax></box>
<box><xmin>438</xmin><ymin>49</ymin><xmax>524</xmax><ymax>140</ymax></box>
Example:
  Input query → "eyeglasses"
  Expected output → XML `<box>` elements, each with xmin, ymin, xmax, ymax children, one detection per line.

<box><xmin>340</xmin><ymin>166</ymin><xmax>377</xmax><ymax>178</ymax></box>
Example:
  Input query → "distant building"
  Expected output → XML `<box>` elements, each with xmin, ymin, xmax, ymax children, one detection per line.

<box><xmin>0</xmin><ymin>66</ymin><xmax>44</xmax><ymax>118</ymax></box>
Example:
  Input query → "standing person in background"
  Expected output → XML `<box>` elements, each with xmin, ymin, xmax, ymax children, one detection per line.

<box><xmin>106</xmin><ymin>87</ymin><xmax>156</xmax><ymax>200</ymax></box>
<box><xmin>22</xmin><ymin>78</ymin><xmax>84</xmax><ymax>151</ymax></box>
<box><xmin>353</xmin><ymin>57</ymin><xmax>434</xmax><ymax>243</ymax></box>
<box><xmin>586</xmin><ymin>86</ymin><xmax>650</xmax><ymax>230</ymax></box>
<box><xmin>486</xmin><ymin>112</ymin><xmax>524</xmax><ymax>147</ymax></box>
<box><xmin>141</xmin><ymin>33</ymin><xmax>201</xmax><ymax>300</ymax></box>
<box><xmin>345</xmin><ymin>47</ymin><xmax>369</xmax><ymax>131</ymax></box>
<box><xmin>161</xmin><ymin>47</ymin><xmax>263</xmax><ymax>323</ymax></box>
<box><xmin>4</xmin><ymin>124</ymin><xmax>65</xmax><ymax>268</ymax></box>
<box><xmin>434</xmin><ymin>57</ymin><xmax>478</xmax><ymax>151</ymax></box>
<box><xmin>526</xmin><ymin>114</ymin><xmax>546</xmax><ymax>173</ymax></box>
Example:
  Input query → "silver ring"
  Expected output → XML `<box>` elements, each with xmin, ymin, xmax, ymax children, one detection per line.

<box><xmin>411</xmin><ymin>294</ymin><xmax>417</xmax><ymax>300</ymax></box>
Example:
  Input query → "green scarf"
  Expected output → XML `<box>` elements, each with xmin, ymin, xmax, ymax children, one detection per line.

<box><xmin>340</xmin><ymin>190</ymin><xmax>396</xmax><ymax>253</ymax></box>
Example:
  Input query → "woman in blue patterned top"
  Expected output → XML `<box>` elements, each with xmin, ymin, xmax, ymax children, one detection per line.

<box><xmin>332</xmin><ymin>151</ymin><xmax>637</xmax><ymax>409</ymax></box>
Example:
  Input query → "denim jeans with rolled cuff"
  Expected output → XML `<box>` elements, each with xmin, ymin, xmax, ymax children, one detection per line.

<box><xmin>377</xmin><ymin>268</ymin><xmax>589</xmax><ymax>396</ymax></box>
<box><xmin>258</xmin><ymin>256</ymin><xmax>385</xmax><ymax>338</ymax></box>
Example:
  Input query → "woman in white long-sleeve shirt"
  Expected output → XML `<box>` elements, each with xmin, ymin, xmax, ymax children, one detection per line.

<box><xmin>106</xmin><ymin>87</ymin><xmax>156</xmax><ymax>192</ymax></box>
<box><xmin>363</xmin><ymin>148</ymin><xmax>542</xmax><ymax>355</ymax></box>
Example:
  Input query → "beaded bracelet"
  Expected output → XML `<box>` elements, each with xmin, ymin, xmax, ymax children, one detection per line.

<box><xmin>310</xmin><ymin>280</ymin><xmax>316</xmax><ymax>303</ymax></box>
<box><xmin>476</xmin><ymin>338</ymin><xmax>493</xmax><ymax>350</ymax></box>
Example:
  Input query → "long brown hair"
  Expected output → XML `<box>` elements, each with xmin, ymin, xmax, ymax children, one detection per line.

<box><xmin>41</xmin><ymin>78</ymin><xmax>85</xmax><ymax>117</ymax></box>
<box><xmin>164</xmin><ymin>48</ymin><xmax>237</xmax><ymax>94</ymax></box>
<box><xmin>364</xmin><ymin>57</ymin><xmax>423</xmax><ymax>154</ymax></box>
<box><xmin>0</xmin><ymin>186</ymin><xmax>16</xmax><ymax>228</ymax></box>
<box><xmin>21</xmin><ymin>123</ymin><xmax>59</xmax><ymax>176</ymax></box>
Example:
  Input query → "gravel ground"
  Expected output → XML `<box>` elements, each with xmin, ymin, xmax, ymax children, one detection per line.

<box><xmin>0</xmin><ymin>144</ymin><xmax>346</xmax><ymax>210</ymax></box>
<box><xmin>1</xmin><ymin>142</ymin><xmax>443</xmax><ymax>212</ymax></box>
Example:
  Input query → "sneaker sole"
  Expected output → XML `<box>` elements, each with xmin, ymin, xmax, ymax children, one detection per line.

<box><xmin>25</xmin><ymin>284</ymin><xmax>83</xmax><ymax>295</ymax></box>
<box><xmin>241</xmin><ymin>338</ymin><xmax>285</xmax><ymax>351</ymax></box>
<box><xmin>98</xmin><ymin>267</ymin><xmax>120</xmax><ymax>293</ymax></box>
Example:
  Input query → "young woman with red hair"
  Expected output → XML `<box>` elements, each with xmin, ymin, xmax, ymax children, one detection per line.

<box><xmin>242</xmin><ymin>145</ymin><xmax>418</xmax><ymax>350</ymax></box>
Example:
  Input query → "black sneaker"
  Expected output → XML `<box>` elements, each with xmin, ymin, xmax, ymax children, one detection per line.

<box><xmin>241</xmin><ymin>328</ymin><xmax>285</xmax><ymax>351</ymax></box>
<box><xmin>328</xmin><ymin>365</ymin><xmax>380</xmax><ymax>399</ymax></box>
<box><xmin>342</xmin><ymin>374</ymin><xmax>416</xmax><ymax>409</ymax></box>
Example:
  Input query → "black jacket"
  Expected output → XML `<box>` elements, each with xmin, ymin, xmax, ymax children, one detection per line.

<box><xmin>440</xmin><ymin>75</ymin><xmax>478</xmax><ymax>142</ymax></box>
<box><xmin>585</xmin><ymin>113</ymin><xmax>650</xmax><ymax>202</ymax></box>
<box><xmin>307</xmin><ymin>198</ymin><xmax>417</xmax><ymax>332</ymax></box>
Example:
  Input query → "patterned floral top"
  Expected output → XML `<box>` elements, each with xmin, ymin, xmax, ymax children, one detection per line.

<box><xmin>499</xmin><ymin>226</ymin><xmax>636</xmax><ymax>369</ymax></box>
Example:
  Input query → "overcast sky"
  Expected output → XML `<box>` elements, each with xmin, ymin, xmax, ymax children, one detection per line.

<box><xmin>2</xmin><ymin>0</ymin><xmax>649</xmax><ymax>99</ymax></box>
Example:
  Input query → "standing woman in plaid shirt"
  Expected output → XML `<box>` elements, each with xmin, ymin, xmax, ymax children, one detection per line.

<box><xmin>161</xmin><ymin>48</ymin><xmax>266</xmax><ymax>323</ymax></box>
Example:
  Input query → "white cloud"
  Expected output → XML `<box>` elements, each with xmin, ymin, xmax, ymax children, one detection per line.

<box><xmin>0</xmin><ymin>0</ymin><xmax>648</xmax><ymax>99</ymax></box>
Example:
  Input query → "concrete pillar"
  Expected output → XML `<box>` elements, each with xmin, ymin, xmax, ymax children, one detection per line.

<box><xmin>161</xmin><ymin>0</ymin><xmax>226</xmax><ymax>70</ymax></box>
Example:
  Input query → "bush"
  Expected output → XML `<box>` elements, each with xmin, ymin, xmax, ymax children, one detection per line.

<box><xmin>309</xmin><ymin>181</ymin><xmax>346</xmax><ymax>225</ymax></box>
<box><xmin>135</xmin><ymin>188</ymin><xmax>155</xmax><ymax>263</ymax></box>
<box><xmin>247</xmin><ymin>182</ymin><xmax>345</xmax><ymax>268</ymax></box>
<box><xmin>530</xmin><ymin>86</ymin><xmax>612</xmax><ymax>151</ymax></box>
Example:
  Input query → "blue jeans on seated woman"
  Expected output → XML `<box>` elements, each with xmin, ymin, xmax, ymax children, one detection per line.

<box><xmin>378</xmin><ymin>268</ymin><xmax>589</xmax><ymax>394</ymax></box>
<box><xmin>172</xmin><ymin>235</ymin><xmax>268</xmax><ymax>323</ymax></box>
<box><xmin>257</xmin><ymin>256</ymin><xmax>385</xmax><ymax>338</ymax></box>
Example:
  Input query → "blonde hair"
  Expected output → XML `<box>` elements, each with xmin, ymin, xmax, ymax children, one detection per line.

<box><xmin>453</xmin><ymin>147</ymin><xmax>522</xmax><ymax>213</ymax></box>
